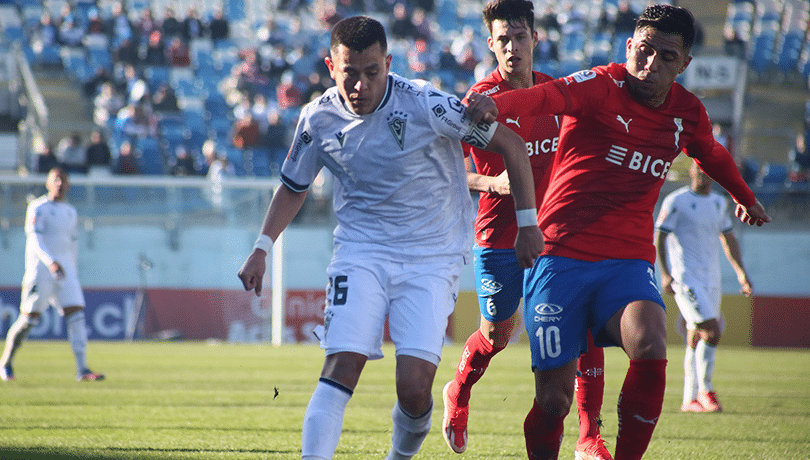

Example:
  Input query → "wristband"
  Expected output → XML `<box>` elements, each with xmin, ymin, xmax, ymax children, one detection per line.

<box><xmin>515</xmin><ymin>208</ymin><xmax>537</xmax><ymax>228</ymax></box>
<box><xmin>253</xmin><ymin>234</ymin><xmax>273</xmax><ymax>253</ymax></box>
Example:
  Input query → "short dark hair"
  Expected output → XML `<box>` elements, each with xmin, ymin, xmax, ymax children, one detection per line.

<box><xmin>330</xmin><ymin>16</ymin><xmax>387</xmax><ymax>55</ymax></box>
<box><xmin>636</xmin><ymin>4</ymin><xmax>696</xmax><ymax>52</ymax></box>
<box><xmin>482</xmin><ymin>0</ymin><xmax>535</xmax><ymax>35</ymax></box>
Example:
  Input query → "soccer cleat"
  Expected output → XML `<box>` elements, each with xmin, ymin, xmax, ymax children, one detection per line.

<box><xmin>575</xmin><ymin>434</ymin><xmax>613</xmax><ymax>460</ymax></box>
<box><xmin>442</xmin><ymin>381</ymin><xmax>468</xmax><ymax>453</ymax></box>
<box><xmin>1</xmin><ymin>365</ymin><xmax>15</xmax><ymax>381</ymax></box>
<box><xmin>680</xmin><ymin>400</ymin><xmax>705</xmax><ymax>412</ymax></box>
<box><xmin>697</xmin><ymin>391</ymin><xmax>722</xmax><ymax>412</ymax></box>
<box><xmin>77</xmin><ymin>369</ymin><xmax>105</xmax><ymax>381</ymax></box>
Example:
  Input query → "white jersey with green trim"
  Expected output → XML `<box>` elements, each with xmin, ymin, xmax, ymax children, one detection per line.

<box><xmin>24</xmin><ymin>195</ymin><xmax>79</xmax><ymax>279</ymax></box>
<box><xmin>282</xmin><ymin>74</ymin><xmax>494</xmax><ymax>262</ymax></box>
<box><xmin>656</xmin><ymin>186</ymin><xmax>733</xmax><ymax>287</ymax></box>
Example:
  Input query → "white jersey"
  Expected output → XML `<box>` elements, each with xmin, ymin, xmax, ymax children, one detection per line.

<box><xmin>655</xmin><ymin>186</ymin><xmax>733</xmax><ymax>287</ymax></box>
<box><xmin>282</xmin><ymin>74</ymin><xmax>492</xmax><ymax>262</ymax></box>
<box><xmin>24</xmin><ymin>195</ymin><xmax>80</xmax><ymax>281</ymax></box>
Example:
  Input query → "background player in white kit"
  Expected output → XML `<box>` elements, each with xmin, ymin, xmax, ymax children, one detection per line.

<box><xmin>237</xmin><ymin>16</ymin><xmax>543</xmax><ymax>460</ymax></box>
<box><xmin>655</xmin><ymin>161</ymin><xmax>752</xmax><ymax>412</ymax></box>
<box><xmin>1</xmin><ymin>167</ymin><xmax>104</xmax><ymax>382</ymax></box>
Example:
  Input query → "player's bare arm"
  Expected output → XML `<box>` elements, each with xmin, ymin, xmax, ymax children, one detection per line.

<box><xmin>719</xmin><ymin>231</ymin><xmax>753</xmax><ymax>296</ymax></box>
<box><xmin>238</xmin><ymin>185</ymin><xmax>308</xmax><ymax>296</ymax></box>
<box><xmin>483</xmin><ymin>122</ymin><xmax>544</xmax><ymax>267</ymax></box>
<box><xmin>654</xmin><ymin>230</ymin><xmax>675</xmax><ymax>295</ymax></box>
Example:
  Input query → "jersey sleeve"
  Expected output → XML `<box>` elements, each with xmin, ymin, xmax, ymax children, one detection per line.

<box><xmin>686</xmin><ymin>122</ymin><xmax>756</xmax><ymax>208</ymax></box>
<box><xmin>280</xmin><ymin>105</ymin><xmax>322</xmax><ymax>193</ymax></box>
<box><xmin>492</xmin><ymin>69</ymin><xmax>603</xmax><ymax>120</ymax></box>
<box><xmin>26</xmin><ymin>201</ymin><xmax>56</xmax><ymax>266</ymax></box>
<box><xmin>425</xmin><ymin>85</ymin><xmax>497</xmax><ymax>148</ymax></box>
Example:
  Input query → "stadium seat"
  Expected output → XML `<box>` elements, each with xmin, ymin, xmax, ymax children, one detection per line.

<box><xmin>776</xmin><ymin>29</ymin><xmax>804</xmax><ymax>73</ymax></box>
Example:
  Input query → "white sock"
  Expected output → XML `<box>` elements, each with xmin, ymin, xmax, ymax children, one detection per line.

<box><xmin>388</xmin><ymin>400</ymin><xmax>432</xmax><ymax>460</ymax></box>
<box><xmin>683</xmin><ymin>346</ymin><xmax>697</xmax><ymax>404</ymax></box>
<box><xmin>301</xmin><ymin>378</ymin><xmax>352</xmax><ymax>459</ymax></box>
<box><xmin>67</xmin><ymin>311</ymin><xmax>88</xmax><ymax>374</ymax></box>
<box><xmin>696</xmin><ymin>340</ymin><xmax>717</xmax><ymax>393</ymax></box>
<box><xmin>1</xmin><ymin>315</ymin><xmax>35</xmax><ymax>367</ymax></box>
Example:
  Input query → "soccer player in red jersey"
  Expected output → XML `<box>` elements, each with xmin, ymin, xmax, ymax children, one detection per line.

<box><xmin>441</xmin><ymin>1</ymin><xmax>609</xmax><ymax>458</ymax></box>
<box><xmin>477</xmin><ymin>4</ymin><xmax>770</xmax><ymax>459</ymax></box>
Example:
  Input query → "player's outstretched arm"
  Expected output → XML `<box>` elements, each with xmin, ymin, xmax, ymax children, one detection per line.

<box><xmin>238</xmin><ymin>185</ymin><xmax>308</xmax><ymax>296</ymax></box>
<box><xmin>734</xmin><ymin>199</ymin><xmax>770</xmax><ymax>227</ymax></box>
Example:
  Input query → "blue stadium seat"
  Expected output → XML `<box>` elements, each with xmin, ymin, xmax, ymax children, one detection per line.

<box><xmin>749</xmin><ymin>28</ymin><xmax>777</xmax><ymax>73</ymax></box>
<box><xmin>776</xmin><ymin>29</ymin><xmax>804</xmax><ymax>73</ymax></box>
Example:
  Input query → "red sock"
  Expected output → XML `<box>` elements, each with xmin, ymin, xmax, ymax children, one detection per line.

<box><xmin>614</xmin><ymin>359</ymin><xmax>667</xmax><ymax>460</ymax></box>
<box><xmin>524</xmin><ymin>398</ymin><xmax>565</xmax><ymax>460</ymax></box>
<box><xmin>576</xmin><ymin>332</ymin><xmax>605</xmax><ymax>442</ymax></box>
<box><xmin>448</xmin><ymin>329</ymin><xmax>504</xmax><ymax>406</ymax></box>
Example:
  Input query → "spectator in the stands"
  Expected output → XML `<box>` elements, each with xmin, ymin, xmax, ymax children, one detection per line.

<box><xmin>115</xmin><ymin>101</ymin><xmax>156</xmax><ymax>140</ymax></box>
<box><xmin>35</xmin><ymin>144</ymin><xmax>58</xmax><ymax>174</ymax></box>
<box><xmin>114</xmin><ymin>37</ymin><xmax>140</xmax><ymax>67</ymax></box>
<box><xmin>160</xmin><ymin>7</ymin><xmax>182</xmax><ymax>40</ymax></box>
<box><xmin>302</xmin><ymin>71</ymin><xmax>329</xmax><ymax>103</ymax></box>
<box><xmin>788</xmin><ymin>132</ymin><xmax>810</xmax><ymax>183</ymax></box>
<box><xmin>408</xmin><ymin>37</ymin><xmax>435</xmax><ymax>74</ymax></box>
<box><xmin>390</xmin><ymin>3</ymin><xmax>418</xmax><ymax>41</ymax></box>
<box><xmin>113</xmin><ymin>140</ymin><xmax>140</xmax><ymax>175</ymax></box>
<box><xmin>143</xmin><ymin>30</ymin><xmax>168</xmax><ymax>66</ymax></box>
<box><xmin>182</xmin><ymin>7</ymin><xmax>204</xmax><ymax>42</ymax></box>
<box><xmin>86</xmin><ymin>7</ymin><xmax>104</xmax><ymax>35</ymax></box>
<box><xmin>86</xmin><ymin>130</ymin><xmax>112</xmax><ymax>170</ymax></box>
<box><xmin>106</xmin><ymin>1</ymin><xmax>134</xmax><ymax>45</ymax></box>
<box><xmin>83</xmin><ymin>66</ymin><xmax>112</xmax><ymax>98</ymax></box>
<box><xmin>534</xmin><ymin>28</ymin><xmax>559</xmax><ymax>63</ymax></box>
<box><xmin>614</xmin><ymin>0</ymin><xmax>637</xmax><ymax>37</ymax></box>
<box><xmin>723</xmin><ymin>25</ymin><xmax>746</xmax><ymax>60</ymax></box>
<box><xmin>33</xmin><ymin>12</ymin><xmax>60</xmax><ymax>48</ymax></box>
<box><xmin>152</xmin><ymin>83</ymin><xmax>180</xmax><ymax>113</ymax></box>
<box><xmin>93</xmin><ymin>81</ymin><xmax>125</xmax><ymax>127</ymax></box>
<box><xmin>56</xmin><ymin>133</ymin><xmax>87</xmax><ymax>174</ymax></box>
<box><xmin>136</xmin><ymin>8</ymin><xmax>158</xmax><ymax>45</ymax></box>
<box><xmin>170</xmin><ymin>146</ymin><xmax>197</xmax><ymax>176</ymax></box>
<box><xmin>167</xmin><ymin>37</ymin><xmax>191</xmax><ymax>67</ymax></box>
<box><xmin>537</xmin><ymin>4</ymin><xmax>561</xmax><ymax>33</ymax></box>
<box><xmin>231</xmin><ymin>112</ymin><xmax>262</xmax><ymax>150</ymax></box>
<box><xmin>276</xmin><ymin>70</ymin><xmax>302</xmax><ymax>110</ymax></box>
<box><xmin>208</xmin><ymin>9</ymin><xmax>230</xmax><ymax>44</ymax></box>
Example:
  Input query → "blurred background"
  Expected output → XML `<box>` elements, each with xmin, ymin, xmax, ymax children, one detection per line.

<box><xmin>0</xmin><ymin>0</ymin><xmax>807</xmax><ymax>347</ymax></box>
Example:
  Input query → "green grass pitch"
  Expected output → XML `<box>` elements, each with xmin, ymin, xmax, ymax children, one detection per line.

<box><xmin>1</xmin><ymin>341</ymin><xmax>808</xmax><ymax>459</ymax></box>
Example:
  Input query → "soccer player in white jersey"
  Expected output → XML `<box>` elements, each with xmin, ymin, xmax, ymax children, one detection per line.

<box><xmin>237</xmin><ymin>16</ymin><xmax>544</xmax><ymax>460</ymax></box>
<box><xmin>655</xmin><ymin>161</ymin><xmax>752</xmax><ymax>412</ymax></box>
<box><xmin>1</xmin><ymin>167</ymin><xmax>104</xmax><ymax>382</ymax></box>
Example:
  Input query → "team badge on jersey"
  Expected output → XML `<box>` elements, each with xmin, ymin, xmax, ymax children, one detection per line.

<box><xmin>564</xmin><ymin>70</ymin><xmax>597</xmax><ymax>84</ymax></box>
<box><xmin>387</xmin><ymin>111</ymin><xmax>408</xmax><ymax>150</ymax></box>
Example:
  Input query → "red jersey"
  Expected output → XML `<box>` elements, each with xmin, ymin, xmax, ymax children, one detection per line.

<box><xmin>464</xmin><ymin>69</ymin><xmax>560</xmax><ymax>249</ymax></box>
<box><xmin>493</xmin><ymin>63</ymin><xmax>755</xmax><ymax>264</ymax></box>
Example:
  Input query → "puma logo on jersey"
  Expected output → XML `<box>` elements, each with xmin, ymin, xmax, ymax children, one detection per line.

<box><xmin>617</xmin><ymin>115</ymin><xmax>632</xmax><ymax>132</ymax></box>
<box><xmin>506</xmin><ymin>117</ymin><xmax>521</xmax><ymax>128</ymax></box>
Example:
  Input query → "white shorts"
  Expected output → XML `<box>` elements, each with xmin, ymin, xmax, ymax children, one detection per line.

<box><xmin>673</xmin><ymin>279</ymin><xmax>720</xmax><ymax>328</ymax></box>
<box><xmin>319</xmin><ymin>253</ymin><xmax>462</xmax><ymax>366</ymax></box>
<box><xmin>20</xmin><ymin>269</ymin><xmax>85</xmax><ymax>315</ymax></box>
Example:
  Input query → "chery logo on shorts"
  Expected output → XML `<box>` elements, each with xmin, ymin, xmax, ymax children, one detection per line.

<box><xmin>533</xmin><ymin>303</ymin><xmax>563</xmax><ymax>323</ymax></box>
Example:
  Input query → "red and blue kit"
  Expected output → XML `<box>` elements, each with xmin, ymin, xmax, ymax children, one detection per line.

<box><xmin>464</xmin><ymin>69</ymin><xmax>560</xmax><ymax>250</ymax></box>
<box><xmin>494</xmin><ymin>63</ymin><xmax>755</xmax><ymax>265</ymax></box>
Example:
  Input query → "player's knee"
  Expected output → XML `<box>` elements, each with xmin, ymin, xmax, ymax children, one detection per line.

<box><xmin>535</xmin><ymin>391</ymin><xmax>572</xmax><ymax>418</ymax></box>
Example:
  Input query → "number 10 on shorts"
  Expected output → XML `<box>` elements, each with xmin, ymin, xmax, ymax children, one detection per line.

<box><xmin>535</xmin><ymin>325</ymin><xmax>562</xmax><ymax>359</ymax></box>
